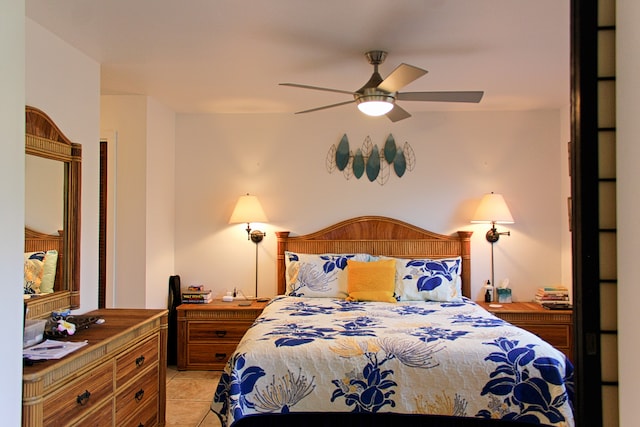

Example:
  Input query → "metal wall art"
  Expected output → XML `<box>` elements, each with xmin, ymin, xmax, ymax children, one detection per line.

<box><xmin>326</xmin><ymin>134</ymin><xmax>416</xmax><ymax>185</ymax></box>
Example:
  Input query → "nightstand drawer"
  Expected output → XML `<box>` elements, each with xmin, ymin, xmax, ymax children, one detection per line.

<box><xmin>188</xmin><ymin>343</ymin><xmax>239</xmax><ymax>368</ymax></box>
<box><xmin>187</xmin><ymin>321</ymin><xmax>254</xmax><ymax>342</ymax></box>
<box><xmin>519</xmin><ymin>323</ymin><xmax>571</xmax><ymax>348</ymax></box>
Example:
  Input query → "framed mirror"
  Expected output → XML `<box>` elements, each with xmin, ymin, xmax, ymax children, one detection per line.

<box><xmin>24</xmin><ymin>106</ymin><xmax>81</xmax><ymax>319</ymax></box>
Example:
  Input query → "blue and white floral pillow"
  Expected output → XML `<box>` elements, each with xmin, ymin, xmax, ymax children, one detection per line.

<box><xmin>385</xmin><ymin>256</ymin><xmax>463</xmax><ymax>302</ymax></box>
<box><xmin>284</xmin><ymin>252</ymin><xmax>372</xmax><ymax>298</ymax></box>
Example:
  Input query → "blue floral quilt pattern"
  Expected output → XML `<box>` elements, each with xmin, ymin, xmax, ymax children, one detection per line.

<box><xmin>212</xmin><ymin>296</ymin><xmax>574</xmax><ymax>427</ymax></box>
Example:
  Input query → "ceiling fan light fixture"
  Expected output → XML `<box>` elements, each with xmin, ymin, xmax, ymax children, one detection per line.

<box><xmin>357</xmin><ymin>100</ymin><xmax>394</xmax><ymax>116</ymax></box>
<box><xmin>356</xmin><ymin>92</ymin><xmax>395</xmax><ymax>116</ymax></box>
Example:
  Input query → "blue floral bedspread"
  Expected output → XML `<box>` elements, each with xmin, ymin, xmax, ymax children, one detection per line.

<box><xmin>211</xmin><ymin>296</ymin><xmax>574</xmax><ymax>427</ymax></box>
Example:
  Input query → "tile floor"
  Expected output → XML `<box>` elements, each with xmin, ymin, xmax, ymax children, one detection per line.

<box><xmin>165</xmin><ymin>366</ymin><xmax>222</xmax><ymax>427</ymax></box>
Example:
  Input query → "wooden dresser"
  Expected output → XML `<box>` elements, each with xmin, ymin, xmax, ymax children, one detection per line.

<box><xmin>476</xmin><ymin>301</ymin><xmax>574</xmax><ymax>362</ymax></box>
<box><xmin>177</xmin><ymin>300</ymin><xmax>268</xmax><ymax>370</ymax></box>
<box><xmin>22</xmin><ymin>309</ymin><xmax>168</xmax><ymax>427</ymax></box>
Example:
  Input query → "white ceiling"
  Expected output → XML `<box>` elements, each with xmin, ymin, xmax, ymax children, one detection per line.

<box><xmin>25</xmin><ymin>0</ymin><xmax>569</xmax><ymax>116</ymax></box>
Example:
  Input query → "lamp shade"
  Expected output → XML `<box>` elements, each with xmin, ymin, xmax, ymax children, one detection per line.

<box><xmin>471</xmin><ymin>193</ymin><xmax>514</xmax><ymax>224</ymax></box>
<box><xmin>229</xmin><ymin>194</ymin><xmax>268</xmax><ymax>224</ymax></box>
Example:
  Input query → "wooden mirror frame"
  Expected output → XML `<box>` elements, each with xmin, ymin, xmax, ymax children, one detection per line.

<box><xmin>25</xmin><ymin>106</ymin><xmax>81</xmax><ymax>318</ymax></box>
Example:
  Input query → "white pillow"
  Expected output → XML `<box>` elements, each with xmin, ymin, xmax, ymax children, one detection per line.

<box><xmin>384</xmin><ymin>256</ymin><xmax>463</xmax><ymax>302</ymax></box>
<box><xmin>284</xmin><ymin>252</ymin><xmax>372</xmax><ymax>298</ymax></box>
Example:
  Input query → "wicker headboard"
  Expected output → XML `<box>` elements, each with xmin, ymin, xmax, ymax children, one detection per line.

<box><xmin>25</xmin><ymin>227</ymin><xmax>64</xmax><ymax>292</ymax></box>
<box><xmin>276</xmin><ymin>216</ymin><xmax>472</xmax><ymax>297</ymax></box>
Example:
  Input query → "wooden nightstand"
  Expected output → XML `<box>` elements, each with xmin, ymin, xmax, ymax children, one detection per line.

<box><xmin>476</xmin><ymin>301</ymin><xmax>574</xmax><ymax>363</ymax></box>
<box><xmin>176</xmin><ymin>299</ymin><xmax>268</xmax><ymax>370</ymax></box>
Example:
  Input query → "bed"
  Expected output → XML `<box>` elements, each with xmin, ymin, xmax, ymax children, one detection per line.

<box><xmin>211</xmin><ymin>216</ymin><xmax>574</xmax><ymax>427</ymax></box>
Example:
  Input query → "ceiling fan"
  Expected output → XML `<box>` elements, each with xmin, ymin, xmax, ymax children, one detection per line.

<box><xmin>280</xmin><ymin>50</ymin><xmax>484</xmax><ymax>122</ymax></box>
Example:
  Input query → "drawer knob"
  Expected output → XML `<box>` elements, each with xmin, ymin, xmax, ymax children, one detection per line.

<box><xmin>215</xmin><ymin>353</ymin><xmax>227</xmax><ymax>361</ymax></box>
<box><xmin>135</xmin><ymin>389</ymin><xmax>145</xmax><ymax>402</ymax></box>
<box><xmin>135</xmin><ymin>355</ymin><xmax>146</xmax><ymax>367</ymax></box>
<box><xmin>76</xmin><ymin>390</ymin><xmax>91</xmax><ymax>406</ymax></box>
<box><xmin>215</xmin><ymin>330</ymin><xmax>227</xmax><ymax>338</ymax></box>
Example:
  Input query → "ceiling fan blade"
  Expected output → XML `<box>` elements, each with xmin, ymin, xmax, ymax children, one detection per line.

<box><xmin>397</xmin><ymin>91</ymin><xmax>484</xmax><ymax>103</ymax></box>
<box><xmin>295</xmin><ymin>99</ymin><xmax>355</xmax><ymax>114</ymax></box>
<box><xmin>377</xmin><ymin>63</ymin><xmax>428</xmax><ymax>93</ymax></box>
<box><xmin>386</xmin><ymin>104</ymin><xmax>412</xmax><ymax>122</ymax></box>
<box><xmin>280</xmin><ymin>83</ymin><xmax>356</xmax><ymax>95</ymax></box>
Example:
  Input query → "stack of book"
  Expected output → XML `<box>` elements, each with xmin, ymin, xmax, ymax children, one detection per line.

<box><xmin>535</xmin><ymin>286</ymin><xmax>570</xmax><ymax>306</ymax></box>
<box><xmin>181</xmin><ymin>286</ymin><xmax>212</xmax><ymax>304</ymax></box>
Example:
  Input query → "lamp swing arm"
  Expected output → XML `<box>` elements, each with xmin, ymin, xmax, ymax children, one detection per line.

<box><xmin>486</xmin><ymin>221</ymin><xmax>511</xmax><ymax>243</ymax></box>
<box><xmin>244</xmin><ymin>222</ymin><xmax>266</xmax><ymax>243</ymax></box>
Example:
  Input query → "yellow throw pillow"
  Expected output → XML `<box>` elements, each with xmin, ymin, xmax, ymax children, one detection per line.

<box><xmin>39</xmin><ymin>250</ymin><xmax>59</xmax><ymax>294</ymax></box>
<box><xmin>346</xmin><ymin>259</ymin><xmax>396</xmax><ymax>303</ymax></box>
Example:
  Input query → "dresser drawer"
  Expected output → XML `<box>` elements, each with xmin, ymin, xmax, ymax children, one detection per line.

<box><xmin>43</xmin><ymin>363</ymin><xmax>113</xmax><ymax>426</ymax></box>
<box><xmin>187</xmin><ymin>321</ymin><xmax>253</xmax><ymax>342</ymax></box>
<box><xmin>118</xmin><ymin>397</ymin><xmax>158</xmax><ymax>427</ymax></box>
<box><xmin>69</xmin><ymin>398</ymin><xmax>114</xmax><ymax>427</ymax></box>
<box><xmin>188</xmin><ymin>343</ymin><xmax>239</xmax><ymax>368</ymax></box>
<box><xmin>116</xmin><ymin>335</ymin><xmax>159</xmax><ymax>388</ymax></box>
<box><xmin>115</xmin><ymin>365</ymin><xmax>159</xmax><ymax>425</ymax></box>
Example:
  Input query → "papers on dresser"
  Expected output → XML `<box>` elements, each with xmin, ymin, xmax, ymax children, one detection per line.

<box><xmin>23</xmin><ymin>339</ymin><xmax>89</xmax><ymax>360</ymax></box>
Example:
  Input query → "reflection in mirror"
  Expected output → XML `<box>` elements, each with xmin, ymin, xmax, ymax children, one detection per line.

<box><xmin>25</xmin><ymin>155</ymin><xmax>64</xmax><ymax>233</ymax></box>
<box><xmin>24</xmin><ymin>106</ymin><xmax>82</xmax><ymax>319</ymax></box>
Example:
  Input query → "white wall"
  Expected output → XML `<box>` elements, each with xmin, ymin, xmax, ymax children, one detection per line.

<box><xmin>617</xmin><ymin>0</ymin><xmax>640</xmax><ymax>424</ymax></box>
<box><xmin>0</xmin><ymin>1</ymin><xmax>26</xmax><ymax>424</ymax></box>
<box><xmin>101</xmin><ymin>95</ymin><xmax>148</xmax><ymax>307</ymax></box>
<box><xmin>175</xmin><ymin>108</ymin><xmax>569</xmax><ymax>301</ymax></box>
<box><xmin>145</xmin><ymin>98</ymin><xmax>176</xmax><ymax>308</ymax></box>
<box><xmin>101</xmin><ymin>95</ymin><xmax>176</xmax><ymax>308</ymax></box>
<box><xmin>26</xmin><ymin>18</ymin><xmax>101</xmax><ymax>313</ymax></box>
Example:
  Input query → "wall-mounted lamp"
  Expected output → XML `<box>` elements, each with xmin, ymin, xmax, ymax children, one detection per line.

<box><xmin>229</xmin><ymin>193</ymin><xmax>269</xmax><ymax>297</ymax></box>
<box><xmin>471</xmin><ymin>192</ymin><xmax>514</xmax><ymax>300</ymax></box>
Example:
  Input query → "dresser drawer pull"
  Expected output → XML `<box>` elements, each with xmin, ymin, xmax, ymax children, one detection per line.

<box><xmin>215</xmin><ymin>352</ymin><xmax>227</xmax><ymax>361</ymax></box>
<box><xmin>76</xmin><ymin>390</ymin><xmax>91</xmax><ymax>406</ymax></box>
<box><xmin>135</xmin><ymin>388</ymin><xmax>145</xmax><ymax>402</ymax></box>
<box><xmin>215</xmin><ymin>330</ymin><xmax>227</xmax><ymax>338</ymax></box>
<box><xmin>135</xmin><ymin>355</ymin><xmax>146</xmax><ymax>367</ymax></box>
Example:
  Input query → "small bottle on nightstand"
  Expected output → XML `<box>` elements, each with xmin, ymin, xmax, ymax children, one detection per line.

<box><xmin>484</xmin><ymin>280</ymin><xmax>493</xmax><ymax>302</ymax></box>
